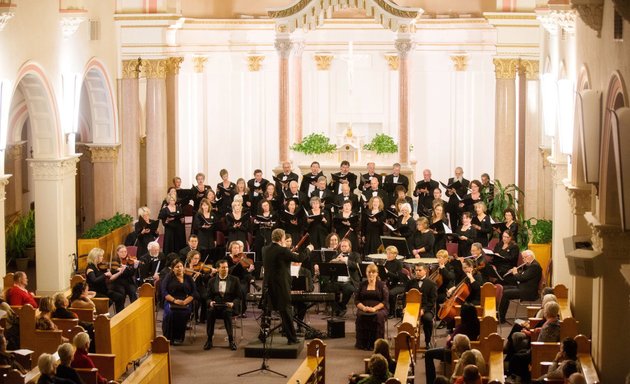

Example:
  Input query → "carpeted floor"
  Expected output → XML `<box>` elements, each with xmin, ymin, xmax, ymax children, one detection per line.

<box><xmin>162</xmin><ymin>300</ymin><xmax>514</xmax><ymax>384</ymax></box>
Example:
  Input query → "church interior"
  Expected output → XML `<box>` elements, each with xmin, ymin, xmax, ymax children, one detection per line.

<box><xmin>0</xmin><ymin>0</ymin><xmax>628</xmax><ymax>383</ymax></box>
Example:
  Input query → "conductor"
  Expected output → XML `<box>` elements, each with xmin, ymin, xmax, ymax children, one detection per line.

<box><xmin>262</xmin><ymin>228</ymin><xmax>311</xmax><ymax>344</ymax></box>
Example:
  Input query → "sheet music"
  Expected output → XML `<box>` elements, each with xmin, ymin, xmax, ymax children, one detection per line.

<box><xmin>443</xmin><ymin>223</ymin><xmax>452</xmax><ymax>234</ymax></box>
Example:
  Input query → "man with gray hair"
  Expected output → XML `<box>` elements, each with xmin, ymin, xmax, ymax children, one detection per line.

<box><xmin>498</xmin><ymin>249</ymin><xmax>543</xmax><ymax>323</ymax></box>
<box><xmin>139</xmin><ymin>241</ymin><xmax>166</xmax><ymax>284</ymax></box>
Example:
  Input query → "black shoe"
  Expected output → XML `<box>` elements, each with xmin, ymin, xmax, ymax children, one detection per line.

<box><xmin>203</xmin><ymin>340</ymin><xmax>213</xmax><ymax>350</ymax></box>
<box><xmin>229</xmin><ymin>341</ymin><xmax>237</xmax><ymax>351</ymax></box>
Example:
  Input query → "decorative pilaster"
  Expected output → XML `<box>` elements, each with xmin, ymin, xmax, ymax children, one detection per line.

<box><xmin>59</xmin><ymin>8</ymin><xmax>86</xmax><ymax>39</ymax></box>
<box><xmin>119</xmin><ymin>60</ymin><xmax>141</xmax><ymax>216</ymax></box>
<box><xmin>144</xmin><ymin>59</ymin><xmax>168</xmax><ymax>215</ymax></box>
<box><xmin>5</xmin><ymin>142</ymin><xmax>25</xmax><ymax>216</ymax></box>
<box><xmin>122</xmin><ymin>58</ymin><xmax>142</xmax><ymax>79</ymax></box>
<box><xmin>314</xmin><ymin>53</ymin><xmax>334</xmax><ymax>71</ymax></box>
<box><xmin>384</xmin><ymin>53</ymin><xmax>399</xmax><ymax>71</ymax></box>
<box><xmin>28</xmin><ymin>156</ymin><xmax>80</xmax><ymax>294</ymax></box>
<box><xmin>570</xmin><ymin>0</ymin><xmax>603</xmax><ymax>35</ymax></box>
<box><xmin>292</xmin><ymin>42</ymin><xmax>304</xmax><ymax>143</ymax></box>
<box><xmin>450</xmin><ymin>55</ymin><xmax>469</xmax><ymax>71</ymax></box>
<box><xmin>247</xmin><ymin>54</ymin><xmax>265</xmax><ymax>72</ymax></box>
<box><xmin>193</xmin><ymin>57</ymin><xmax>208</xmax><ymax>73</ymax></box>
<box><xmin>87</xmin><ymin>145</ymin><xmax>119</xmax><ymax>222</ymax></box>
<box><xmin>0</xmin><ymin>174</ymin><xmax>11</xmax><ymax>277</ymax></box>
<box><xmin>566</xmin><ymin>185</ymin><xmax>592</xmax><ymax>215</ymax></box>
<box><xmin>493</xmin><ymin>58</ymin><xmax>518</xmax><ymax>185</ymax></box>
<box><xmin>165</xmin><ymin>57</ymin><xmax>183</xmax><ymax>184</ymax></box>
<box><xmin>275</xmin><ymin>29</ymin><xmax>292</xmax><ymax>163</ymax></box>
<box><xmin>395</xmin><ymin>33</ymin><xmax>413</xmax><ymax>165</ymax></box>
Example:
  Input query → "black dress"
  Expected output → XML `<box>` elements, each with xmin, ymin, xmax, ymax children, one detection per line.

<box><xmin>134</xmin><ymin>218</ymin><xmax>158</xmax><ymax>258</ymax></box>
<box><xmin>192</xmin><ymin>211</ymin><xmax>216</xmax><ymax>251</ymax></box>
<box><xmin>472</xmin><ymin>214</ymin><xmax>492</xmax><ymax>247</ymax></box>
<box><xmin>85</xmin><ymin>263</ymin><xmax>125</xmax><ymax>313</ymax></box>
<box><xmin>333</xmin><ymin>212</ymin><xmax>360</xmax><ymax>252</ymax></box>
<box><xmin>252</xmin><ymin>213</ymin><xmax>277</xmax><ymax>260</ymax></box>
<box><xmin>362</xmin><ymin>210</ymin><xmax>384</xmax><ymax>255</ymax></box>
<box><xmin>355</xmin><ymin>280</ymin><xmax>389</xmax><ymax>350</ymax></box>
<box><xmin>456</xmin><ymin>225</ymin><xmax>477</xmax><ymax>257</ymax></box>
<box><xmin>216</xmin><ymin>182</ymin><xmax>236</xmax><ymax>216</ymax></box>
<box><xmin>226</xmin><ymin>212</ymin><xmax>251</xmax><ymax>247</ymax></box>
<box><xmin>410</xmin><ymin>230</ymin><xmax>435</xmax><ymax>258</ymax></box>
<box><xmin>160</xmin><ymin>273</ymin><xmax>198</xmax><ymax>343</ymax></box>
<box><xmin>159</xmin><ymin>205</ymin><xmax>186</xmax><ymax>255</ymax></box>
<box><xmin>279</xmin><ymin>210</ymin><xmax>304</xmax><ymax>243</ymax></box>
<box><xmin>190</xmin><ymin>184</ymin><xmax>212</xmax><ymax>211</ymax></box>
<box><xmin>430</xmin><ymin>218</ymin><xmax>449</xmax><ymax>255</ymax></box>
<box><xmin>305</xmin><ymin>209</ymin><xmax>330</xmax><ymax>250</ymax></box>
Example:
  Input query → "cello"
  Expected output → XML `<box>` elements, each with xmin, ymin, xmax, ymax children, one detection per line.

<box><xmin>437</xmin><ymin>259</ymin><xmax>481</xmax><ymax>321</ymax></box>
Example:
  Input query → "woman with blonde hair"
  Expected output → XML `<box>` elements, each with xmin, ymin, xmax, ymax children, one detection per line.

<box><xmin>85</xmin><ymin>247</ymin><xmax>125</xmax><ymax>313</ymax></box>
<box><xmin>134</xmin><ymin>206</ymin><xmax>158</xmax><ymax>257</ymax></box>
<box><xmin>355</xmin><ymin>263</ymin><xmax>389</xmax><ymax>350</ymax></box>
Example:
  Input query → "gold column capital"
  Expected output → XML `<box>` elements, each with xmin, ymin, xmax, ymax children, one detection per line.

<box><xmin>314</xmin><ymin>53</ymin><xmax>334</xmax><ymax>71</ymax></box>
<box><xmin>493</xmin><ymin>58</ymin><xmax>519</xmax><ymax>79</ymax></box>
<box><xmin>7</xmin><ymin>142</ymin><xmax>26</xmax><ymax>160</ymax></box>
<box><xmin>247</xmin><ymin>54</ymin><xmax>265</xmax><ymax>72</ymax></box>
<box><xmin>87</xmin><ymin>145</ymin><xmax>120</xmax><ymax>163</ymax></box>
<box><xmin>450</xmin><ymin>55</ymin><xmax>469</xmax><ymax>72</ymax></box>
<box><xmin>142</xmin><ymin>59</ymin><xmax>167</xmax><ymax>79</ymax></box>
<box><xmin>520</xmin><ymin>59</ymin><xmax>540</xmax><ymax>80</ymax></box>
<box><xmin>193</xmin><ymin>56</ymin><xmax>208</xmax><ymax>73</ymax></box>
<box><xmin>165</xmin><ymin>57</ymin><xmax>184</xmax><ymax>76</ymax></box>
<box><xmin>122</xmin><ymin>58</ymin><xmax>142</xmax><ymax>79</ymax></box>
<box><xmin>384</xmin><ymin>53</ymin><xmax>399</xmax><ymax>71</ymax></box>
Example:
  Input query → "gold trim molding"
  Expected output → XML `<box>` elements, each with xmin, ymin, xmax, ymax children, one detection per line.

<box><xmin>493</xmin><ymin>58</ymin><xmax>519</xmax><ymax>79</ymax></box>
<box><xmin>384</xmin><ymin>53</ymin><xmax>399</xmax><ymax>71</ymax></box>
<box><xmin>164</xmin><ymin>57</ymin><xmax>184</xmax><ymax>76</ymax></box>
<box><xmin>87</xmin><ymin>145</ymin><xmax>120</xmax><ymax>163</ymax></box>
<box><xmin>142</xmin><ymin>59</ymin><xmax>167</xmax><ymax>79</ymax></box>
<box><xmin>122</xmin><ymin>58</ymin><xmax>142</xmax><ymax>79</ymax></box>
<box><xmin>520</xmin><ymin>59</ymin><xmax>540</xmax><ymax>80</ymax></box>
<box><xmin>193</xmin><ymin>57</ymin><xmax>208</xmax><ymax>73</ymax></box>
<box><xmin>7</xmin><ymin>142</ymin><xmax>26</xmax><ymax>160</ymax></box>
<box><xmin>247</xmin><ymin>54</ymin><xmax>265</xmax><ymax>72</ymax></box>
<box><xmin>450</xmin><ymin>55</ymin><xmax>469</xmax><ymax>71</ymax></box>
<box><xmin>314</xmin><ymin>54</ymin><xmax>334</xmax><ymax>70</ymax></box>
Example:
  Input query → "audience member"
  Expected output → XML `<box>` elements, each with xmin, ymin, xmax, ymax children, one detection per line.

<box><xmin>358</xmin><ymin>353</ymin><xmax>390</xmax><ymax>384</ymax></box>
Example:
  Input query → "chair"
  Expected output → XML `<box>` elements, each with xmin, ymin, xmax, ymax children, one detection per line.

<box><xmin>126</xmin><ymin>245</ymin><xmax>138</xmax><ymax>257</ymax></box>
<box><xmin>446</xmin><ymin>242</ymin><xmax>458</xmax><ymax>257</ymax></box>
<box><xmin>487</xmin><ymin>237</ymin><xmax>499</xmax><ymax>251</ymax></box>
<box><xmin>509</xmin><ymin>273</ymin><xmax>544</xmax><ymax>320</ymax></box>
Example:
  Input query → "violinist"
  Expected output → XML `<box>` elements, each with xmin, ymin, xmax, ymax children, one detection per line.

<box><xmin>405</xmin><ymin>263</ymin><xmax>437</xmax><ymax>349</ymax></box>
<box><xmin>109</xmin><ymin>244</ymin><xmax>140</xmax><ymax>305</ymax></box>
<box><xmin>456</xmin><ymin>212</ymin><xmax>477</xmax><ymax>258</ymax></box>
<box><xmin>227</xmin><ymin>240</ymin><xmax>256</xmax><ymax>317</ymax></box>
<box><xmin>85</xmin><ymin>247</ymin><xmax>126</xmax><ymax>313</ymax></box>
<box><xmin>190</xmin><ymin>172</ymin><xmax>212</xmax><ymax>211</ymax></box>
<box><xmin>333</xmin><ymin>200</ymin><xmax>359</xmax><ymax>252</ymax></box>
<box><xmin>134</xmin><ymin>206</ymin><xmax>158</xmax><ymax>258</ymax></box>
<box><xmin>490</xmin><ymin>230</ymin><xmax>520</xmax><ymax>285</ymax></box>
<box><xmin>433</xmin><ymin>250</ymin><xmax>455</xmax><ymax>308</ymax></box>
<box><xmin>498</xmin><ymin>250</ymin><xmax>542</xmax><ymax>323</ymax></box>
<box><xmin>410</xmin><ymin>217</ymin><xmax>435</xmax><ymax>258</ymax></box>
<box><xmin>305</xmin><ymin>196</ymin><xmax>330</xmax><ymax>250</ymax></box>
<box><xmin>139</xmin><ymin>241</ymin><xmax>166</xmax><ymax>285</ymax></box>
<box><xmin>186</xmin><ymin>250</ymin><xmax>211</xmax><ymax>323</ymax></box>
<box><xmin>192</xmin><ymin>199</ymin><xmax>216</xmax><ymax>258</ymax></box>
<box><xmin>252</xmin><ymin>199</ymin><xmax>277</xmax><ymax>259</ymax></box>
<box><xmin>382</xmin><ymin>246</ymin><xmax>408</xmax><ymax>318</ymax></box>
<box><xmin>471</xmin><ymin>201</ymin><xmax>492</xmax><ymax>247</ymax></box>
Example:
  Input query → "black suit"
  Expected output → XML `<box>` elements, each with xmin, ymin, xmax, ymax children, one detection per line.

<box><xmin>139</xmin><ymin>252</ymin><xmax>167</xmax><ymax>283</ymax></box>
<box><xmin>383</xmin><ymin>173</ymin><xmax>410</xmax><ymax>200</ymax></box>
<box><xmin>300</xmin><ymin>172</ymin><xmax>324</xmax><ymax>194</ymax></box>
<box><xmin>262</xmin><ymin>242</ymin><xmax>307</xmax><ymax>343</ymax></box>
<box><xmin>445</xmin><ymin>177</ymin><xmax>470</xmax><ymax>228</ymax></box>
<box><xmin>310</xmin><ymin>188</ymin><xmax>335</xmax><ymax>212</ymax></box>
<box><xmin>247</xmin><ymin>178</ymin><xmax>270</xmax><ymax>210</ymax></box>
<box><xmin>333</xmin><ymin>193</ymin><xmax>360</xmax><ymax>213</ymax></box>
<box><xmin>282</xmin><ymin>189</ymin><xmax>309</xmax><ymax>211</ymax></box>
<box><xmin>206</xmin><ymin>274</ymin><xmax>241</xmax><ymax>343</ymax></box>
<box><xmin>498</xmin><ymin>259</ymin><xmax>542</xmax><ymax>321</ymax></box>
<box><xmin>406</xmin><ymin>277</ymin><xmax>438</xmax><ymax>344</ymax></box>
<box><xmin>360</xmin><ymin>173</ymin><xmax>381</xmax><ymax>191</ymax></box>
<box><xmin>362</xmin><ymin>188</ymin><xmax>389</xmax><ymax>209</ymax></box>
<box><xmin>413</xmin><ymin>179</ymin><xmax>439</xmax><ymax>216</ymax></box>
<box><xmin>329</xmin><ymin>172</ymin><xmax>358</xmax><ymax>194</ymax></box>
<box><xmin>275</xmin><ymin>172</ymin><xmax>299</xmax><ymax>192</ymax></box>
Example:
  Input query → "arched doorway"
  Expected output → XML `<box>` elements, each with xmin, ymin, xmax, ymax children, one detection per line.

<box><xmin>75</xmin><ymin>59</ymin><xmax>118</xmax><ymax>234</ymax></box>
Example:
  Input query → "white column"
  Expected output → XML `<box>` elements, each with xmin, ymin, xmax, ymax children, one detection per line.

<box><xmin>119</xmin><ymin>60</ymin><xmax>141</xmax><ymax>216</ymax></box>
<box><xmin>29</xmin><ymin>157</ymin><xmax>79</xmax><ymax>294</ymax></box>
<box><xmin>0</xmin><ymin>174</ymin><xmax>11</xmax><ymax>277</ymax></box>
<box><xmin>493</xmin><ymin>58</ymin><xmax>518</xmax><ymax>185</ymax></box>
<box><xmin>549</xmin><ymin>159</ymin><xmax>573</xmax><ymax>286</ymax></box>
<box><xmin>450</xmin><ymin>55</ymin><xmax>470</xmax><ymax>169</ymax></box>
<box><xmin>275</xmin><ymin>30</ymin><xmax>292</xmax><ymax>164</ymax></box>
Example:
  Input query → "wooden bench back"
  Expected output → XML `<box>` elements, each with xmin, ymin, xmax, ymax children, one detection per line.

<box><xmin>94</xmin><ymin>284</ymin><xmax>155</xmax><ymax>379</ymax></box>
<box><xmin>286</xmin><ymin>339</ymin><xmax>326</xmax><ymax>384</ymax></box>
<box><xmin>16</xmin><ymin>305</ymin><xmax>63</xmax><ymax>369</ymax></box>
<box><xmin>386</xmin><ymin>331</ymin><xmax>413</xmax><ymax>384</ymax></box>
<box><xmin>121</xmin><ymin>336</ymin><xmax>171</xmax><ymax>384</ymax></box>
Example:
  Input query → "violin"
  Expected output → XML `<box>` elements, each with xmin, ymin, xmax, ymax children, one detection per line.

<box><xmin>236</xmin><ymin>253</ymin><xmax>254</xmax><ymax>268</ymax></box>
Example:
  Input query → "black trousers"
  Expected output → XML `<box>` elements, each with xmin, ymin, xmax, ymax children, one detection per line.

<box><xmin>207</xmin><ymin>304</ymin><xmax>234</xmax><ymax>342</ymax></box>
<box><xmin>263</xmin><ymin>296</ymin><xmax>298</xmax><ymax>343</ymax></box>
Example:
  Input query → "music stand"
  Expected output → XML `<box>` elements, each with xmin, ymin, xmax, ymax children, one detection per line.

<box><xmin>381</xmin><ymin>236</ymin><xmax>412</xmax><ymax>257</ymax></box>
<box><xmin>311</xmin><ymin>249</ymin><xmax>338</xmax><ymax>263</ymax></box>
<box><xmin>318</xmin><ymin>263</ymin><xmax>349</xmax><ymax>319</ymax></box>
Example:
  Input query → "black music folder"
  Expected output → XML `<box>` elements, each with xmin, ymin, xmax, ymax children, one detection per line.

<box><xmin>144</xmin><ymin>220</ymin><xmax>159</xmax><ymax>232</ymax></box>
<box><xmin>380</xmin><ymin>236</ymin><xmax>411</xmax><ymax>257</ymax></box>
<box><xmin>318</xmin><ymin>262</ymin><xmax>349</xmax><ymax>277</ymax></box>
<box><xmin>312</xmin><ymin>249</ymin><xmax>338</xmax><ymax>263</ymax></box>
<box><xmin>491</xmin><ymin>221</ymin><xmax>508</xmax><ymax>233</ymax></box>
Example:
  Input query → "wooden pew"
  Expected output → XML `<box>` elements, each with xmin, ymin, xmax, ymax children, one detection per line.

<box><xmin>553</xmin><ymin>284</ymin><xmax>572</xmax><ymax>320</ymax></box>
<box><xmin>398</xmin><ymin>289</ymin><xmax>421</xmax><ymax>331</ymax></box>
<box><xmin>385</xmin><ymin>331</ymin><xmax>413</xmax><ymax>384</ymax></box>
<box><xmin>575</xmin><ymin>335</ymin><xmax>600</xmax><ymax>384</ymax></box>
<box><xmin>16</xmin><ymin>305</ymin><xmax>63</xmax><ymax>369</ymax></box>
<box><xmin>480</xmin><ymin>283</ymin><xmax>497</xmax><ymax>319</ymax></box>
<box><xmin>70</xmin><ymin>275</ymin><xmax>110</xmax><ymax>315</ymax></box>
<box><xmin>4</xmin><ymin>367</ymin><xmax>40</xmax><ymax>384</ymax></box>
<box><xmin>94</xmin><ymin>284</ymin><xmax>155</xmax><ymax>380</ymax></box>
<box><xmin>482</xmin><ymin>333</ymin><xmax>504</xmax><ymax>384</ymax></box>
<box><xmin>51</xmin><ymin>318</ymin><xmax>79</xmax><ymax>339</ymax></box>
<box><xmin>121</xmin><ymin>336</ymin><xmax>172</xmax><ymax>384</ymax></box>
<box><xmin>286</xmin><ymin>339</ymin><xmax>326</xmax><ymax>384</ymax></box>
<box><xmin>530</xmin><ymin>317</ymin><xmax>579</xmax><ymax>378</ymax></box>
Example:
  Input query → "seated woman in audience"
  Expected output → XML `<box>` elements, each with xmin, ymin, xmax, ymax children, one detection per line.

<box><xmin>373</xmin><ymin>338</ymin><xmax>396</xmax><ymax>375</ymax></box>
<box><xmin>161</xmin><ymin>259</ymin><xmax>198</xmax><ymax>345</ymax></box>
<box><xmin>358</xmin><ymin>354</ymin><xmax>391</xmax><ymax>384</ymax></box>
<box><xmin>36</xmin><ymin>296</ymin><xmax>68</xmax><ymax>342</ymax></box>
<box><xmin>535</xmin><ymin>337</ymin><xmax>581</xmax><ymax>382</ymax></box>
<box><xmin>355</xmin><ymin>264</ymin><xmax>388</xmax><ymax>350</ymax></box>
<box><xmin>69</xmin><ymin>282</ymin><xmax>96</xmax><ymax>310</ymax></box>
<box><xmin>53</xmin><ymin>292</ymin><xmax>96</xmax><ymax>352</ymax></box>
<box><xmin>425</xmin><ymin>304</ymin><xmax>480</xmax><ymax>384</ymax></box>
<box><xmin>454</xmin><ymin>364</ymin><xmax>482</xmax><ymax>384</ymax></box>
<box><xmin>72</xmin><ymin>332</ymin><xmax>107</xmax><ymax>384</ymax></box>
<box><xmin>37</xmin><ymin>353</ymin><xmax>69</xmax><ymax>384</ymax></box>
<box><xmin>535</xmin><ymin>301</ymin><xmax>561</xmax><ymax>342</ymax></box>
<box><xmin>55</xmin><ymin>343</ymin><xmax>83</xmax><ymax>384</ymax></box>
<box><xmin>452</xmin><ymin>349</ymin><xmax>487</xmax><ymax>382</ymax></box>
<box><xmin>0</xmin><ymin>333</ymin><xmax>26</xmax><ymax>374</ymax></box>
<box><xmin>85</xmin><ymin>247</ymin><xmax>125</xmax><ymax>313</ymax></box>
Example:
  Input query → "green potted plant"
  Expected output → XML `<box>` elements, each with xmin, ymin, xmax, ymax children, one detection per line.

<box><xmin>290</xmin><ymin>133</ymin><xmax>337</xmax><ymax>155</ymax></box>
<box><xmin>5</xmin><ymin>210</ymin><xmax>35</xmax><ymax>269</ymax></box>
<box><xmin>484</xmin><ymin>179</ymin><xmax>529</xmax><ymax>250</ymax></box>
<box><xmin>78</xmin><ymin>212</ymin><xmax>134</xmax><ymax>269</ymax></box>
<box><xmin>363</xmin><ymin>133</ymin><xmax>398</xmax><ymax>154</ymax></box>
<box><xmin>525</xmin><ymin>217</ymin><xmax>553</xmax><ymax>285</ymax></box>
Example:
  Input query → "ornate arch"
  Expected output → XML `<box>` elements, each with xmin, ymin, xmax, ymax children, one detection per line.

<box><xmin>81</xmin><ymin>58</ymin><xmax>118</xmax><ymax>144</ymax></box>
<box><xmin>268</xmin><ymin>0</ymin><xmax>423</xmax><ymax>33</ymax></box>
<box><xmin>599</xmin><ymin>71</ymin><xmax>627</xmax><ymax>226</ymax></box>
<box><xmin>8</xmin><ymin>62</ymin><xmax>62</xmax><ymax>159</ymax></box>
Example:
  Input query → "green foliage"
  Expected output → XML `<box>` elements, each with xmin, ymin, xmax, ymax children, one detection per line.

<box><xmin>524</xmin><ymin>218</ymin><xmax>553</xmax><ymax>244</ymax></box>
<box><xmin>290</xmin><ymin>133</ymin><xmax>337</xmax><ymax>155</ymax></box>
<box><xmin>484</xmin><ymin>179</ymin><xmax>530</xmax><ymax>250</ymax></box>
<box><xmin>81</xmin><ymin>212</ymin><xmax>133</xmax><ymax>239</ymax></box>
<box><xmin>6</xmin><ymin>210</ymin><xmax>35</xmax><ymax>259</ymax></box>
<box><xmin>363</xmin><ymin>134</ymin><xmax>399</xmax><ymax>154</ymax></box>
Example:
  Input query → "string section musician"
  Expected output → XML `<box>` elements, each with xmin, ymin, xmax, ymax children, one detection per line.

<box><xmin>405</xmin><ymin>263</ymin><xmax>437</xmax><ymax>349</ymax></box>
<box><xmin>261</xmin><ymin>229</ymin><xmax>313</xmax><ymax>344</ymax></box>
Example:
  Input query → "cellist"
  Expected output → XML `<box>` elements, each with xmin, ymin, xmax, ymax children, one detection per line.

<box><xmin>432</xmin><ymin>250</ymin><xmax>455</xmax><ymax>309</ymax></box>
<box><xmin>442</xmin><ymin>258</ymin><xmax>483</xmax><ymax>332</ymax></box>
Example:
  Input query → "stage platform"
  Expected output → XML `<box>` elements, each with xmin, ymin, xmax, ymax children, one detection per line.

<box><xmin>243</xmin><ymin>336</ymin><xmax>305</xmax><ymax>359</ymax></box>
